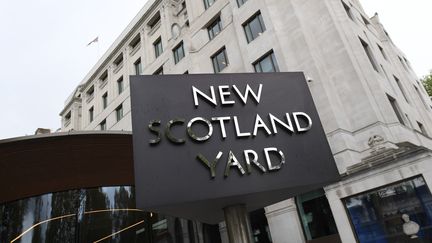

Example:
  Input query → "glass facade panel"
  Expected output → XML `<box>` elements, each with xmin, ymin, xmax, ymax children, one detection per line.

<box><xmin>345</xmin><ymin>176</ymin><xmax>432</xmax><ymax>243</ymax></box>
<box><xmin>0</xmin><ymin>186</ymin><xmax>222</xmax><ymax>243</ymax></box>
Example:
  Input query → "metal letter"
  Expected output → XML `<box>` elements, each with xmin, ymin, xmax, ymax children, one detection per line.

<box><xmin>269</xmin><ymin>113</ymin><xmax>294</xmax><ymax>134</ymax></box>
<box><xmin>244</xmin><ymin>150</ymin><xmax>266</xmax><ymax>174</ymax></box>
<box><xmin>197</xmin><ymin>152</ymin><xmax>223</xmax><ymax>179</ymax></box>
<box><xmin>148</xmin><ymin>120</ymin><xmax>161</xmax><ymax>144</ymax></box>
<box><xmin>293</xmin><ymin>112</ymin><xmax>312</xmax><ymax>132</ymax></box>
<box><xmin>166</xmin><ymin>119</ymin><xmax>186</xmax><ymax>144</ymax></box>
<box><xmin>192</xmin><ymin>86</ymin><xmax>217</xmax><ymax>107</ymax></box>
<box><xmin>224</xmin><ymin>151</ymin><xmax>246</xmax><ymax>177</ymax></box>
<box><xmin>211</xmin><ymin>116</ymin><xmax>231</xmax><ymax>138</ymax></box>
<box><xmin>218</xmin><ymin>85</ymin><xmax>235</xmax><ymax>105</ymax></box>
<box><xmin>252</xmin><ymin>114</ymin><xmax>272</xmax><ymax>136</ymax></box>
<box><xmin>232</xmin><ymin>84</ymin><xmax>263</xmax><ymax>105</ymax></box>
<box><xmin>264</xmin><ymin>147</ymin><xmax>285</xmax><ymax>171</ymax></box>
<box><xmin>233</xmin><ymin>116</ymin><xmax>251</xmax><ymax>137</ymax></box>
<box><xmin>187</xmin><ymin>117</ymin><xmax>213</xmax><ymax>142</ymax></box>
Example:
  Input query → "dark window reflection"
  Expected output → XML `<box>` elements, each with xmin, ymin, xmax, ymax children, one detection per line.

<box><xmin>249</xmin><ymin>208</ymin><xmax>272</xmax><ymax>243</ymax></box>
<box><xmin>345</xmin><ymin>176</ymin><xmax>432</xmax><ymax>243</ymax></box>
<box><xmin>296</xmin><ymin>189</ymin><xmax>339</xmax><ymax>241</ymax></box>
<box><xmin>0</xmin><ymin>186</ymin><xmax>222</xmax><ymax>243</ymax></box>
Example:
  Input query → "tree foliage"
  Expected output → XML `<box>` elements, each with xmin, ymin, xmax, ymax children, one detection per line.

<box><xmin>421</xmin><ymin>70</ymin><xmax>432</xmax><ymax>97</ymax></box>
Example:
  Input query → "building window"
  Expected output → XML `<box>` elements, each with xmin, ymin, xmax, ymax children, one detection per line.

<box><xmin>203</xmin><ymin>0</ymin><xmax>215</xmax><ymax>9</ymax></box>
<box><xmin>253</xmin><ymin>51</ymin><xmax>279</xmax><ymax>73</ymax></box>
<box><xmin>100</xmin><ymin>119</ymin><xmax>106</xmax><ymax>131</ymax></box>
<box><xmin>207</xmin><ymin>16</ymin><xmax>222</xmax><ymax>40</ymax></box>
<box><xmin>211</xmin><ymin>47</ymin><xmax>228</xmax><ymax>73</ymax></box>
<box><xmin>377</xmin><ymin>44</ymin><xmax>387</xmax><ymax>61</ymax></box>
<box><xmin>345</xmin><ymin>176</ymin><xmax>432</xmax><ymax>243</ymax></box>
<box><xmin>99</xmin><ymin>71</ymin><xmax>108</xmax><ymax>84</ymax></box>
<box><xmin>89</xmin><ymin>106</ymin><xmax>94</xmax><ymax>123</ymax></box>
<box><xmin>249</xmin><ymin>209</ymin><xmax>272</xmax><ymax>243</ymax></box>
<box><xmin>129</xmin><ymin>34</ymin><xmax>141</xmax><ymax>51</ymax></box>
<box><xmin>394</xmin><ymin>76</ymin><xmax>409</xmax><ymax>103</ymax></box>
<box><xmin>102</xmin><ymin>92</ymin><xmax>108</xmax><ymax>109</ymax></box>
<box><xmin>243</xmin><ymin>11</ymin><xmax>266</xmax><ymax>43</ymax></box>
<box><xmin>236</xmin><ymin>0</ymin><xmax>248</xmax><ymax>7</ymax></box>
<box><xmin>342</xmin><ymin>1</ymin><xmax>354</xmax><ymax>21</ymax></box>
<box><xmin>134</xmin><ymin>58</ymin><xmax>142</xmax><ymax>75</ymax></box>
<box><xmin>399</xmin><ymin>56</ymin><xmax>409</xmax><ymax>71</ymax></box>
<box><xmin>414</xmin><ymin>85</ymin><xmax>429</xmax><ymax>109</ymax></box>
<box><xmin>296</xmin><ymin>189</ymin><xmax>339</xmax><ymax>241</ymax></box>
<box><xmin>148</xmin><ymin>11</ymin><xmax>161</xmax><ymax>30</ymax></box>
<box><xmin>116</xmin><ymin>104</ymin><xmax>123</xmax><ymax>122</ymax></box>
<box><xmin>173</xmin><ymin>42</ymin><xmax>185</xmax><ymax>64</ymax></box>
<box><xmin>113</xmin><ymin>53</ymin><xmax>123</xmax><ymax>68</ymax></box>
<box><xmin>64</xmin><ymin>111</ymin><xmax>71</xmax><ymax>125</ymax></box>
<box><xmin>154</xmin><ymin>37</ymin><xmax>163</xmax><ymax>58</ymax></box>
<box><xmin>387</xmin><ymin>94</ymin><xmax>405</xmax><ymax>125</ymax></box>
<box><xmin>153</xmin><ymin>66</ymin><xmax>163</xmax><ymax>75</ymax></box>
<box><xmin>117</xmin><ymin>77</ymin><xmax>124</xmax><ymax>95</ymax></box>
<box><xmin>417</xmin><ymin>121</ymin><xmax>428</xmax><ymax>136</ymax></box>
<box><xmin>359</xmin><ymin>38</ymin><xmax>379</xmax><ymax>72</ymax></box>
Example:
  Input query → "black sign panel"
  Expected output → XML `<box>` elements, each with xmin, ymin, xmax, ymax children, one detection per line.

<box><xmin>131</xmin><ymin>72</ymin><xmax>339</xmax><ymax>223</ymax></box>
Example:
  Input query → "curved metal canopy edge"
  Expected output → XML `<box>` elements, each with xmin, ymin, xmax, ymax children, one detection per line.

<box><xmin>0</xmin><ymin>131</ymin><xmax>134</xmax><ymax>204</ymax></box>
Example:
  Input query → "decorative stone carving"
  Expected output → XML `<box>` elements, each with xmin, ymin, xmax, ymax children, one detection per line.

<box><xmin>402</xmin><ymin>214</ymin><xmax>420</xmax><ymax>239</ymax></box>
<box><xmin>368</xmin><ymin>135</ymin><xmax>385</xmax><ymax>154</ymax></box>
<box><xmin>171</xmin><ymin>23</ymin><xmax>181</xmax><ymax>39</ymax></box>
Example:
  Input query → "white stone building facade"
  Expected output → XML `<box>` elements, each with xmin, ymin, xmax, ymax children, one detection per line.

<box><xmin>60</xmin><ymin>0</ymin><xmax>432</xmax><ymax>242</ymax></box>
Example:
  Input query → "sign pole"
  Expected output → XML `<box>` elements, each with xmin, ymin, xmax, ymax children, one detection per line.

<box><xmin>223</xmin><ymin>204</ymin><xmax>253</xmax><ymax>243</ymax></box>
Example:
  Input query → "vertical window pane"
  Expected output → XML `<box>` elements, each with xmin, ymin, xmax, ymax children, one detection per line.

<box><xmin>211</xmin><ymin>47</ymin><xmax>228</xmax><ymax>73</ymax></box>
<box><xmin>208</xmin><ymin>17</ymin><xmax>222</xmax><ymax>40</ymax></box>
<box><xmin>204</xmin><ymin>0</ymin><xmax>215</xmax><ymax>9</ymax></box>
<box><xmin>387</xmin><ymin>95</ymin><xmax>405</xmax><ymax>125</ymax></box>
<box><xmin>243</xmin><ymin>12</ymin><xmax>266</xmax><ymax>43</ymax></box>
<box><xmin>296</xmin><ymin>189</ymin><xmax>339</xmax><ymax>240</ymax></box>
<box><xmin>360</xmin><ymin>38</ymin><xmax>379</xmax><ymax>72</ymax></box>
<box><xmin>154</xmin><ymin>38</ymin><xmax>163</xmax><ymax>58</ymax></box>
<box><xmin>174</xmin><ymin>42</ymin><xmax>185</xmax><ymax>64</ymax></box>
<box><xmin>102</xmin><ymin>93</ymin><xmax>108</xmax><ymax>109</ymax></box>
<box><xmin>89</xmin><ymin>107</ymin><xmax>94</xmax><ymax>123</ymax></box>
<box><xmin>117</xmin><ymin>77</ymin><xmax>124</xmax><ymax>94</ymax></box>
<box><xmin>237</xmin><ymin>0</ymin><xmax>248</xmax><ymax>7</ymax></box>
<box><xmin>134</xmin><ymin>59</ymin><xmax>142</xmax><ymax>75</ymax></box>
<box><xmin>254</xmin><ymin>51</ymin><xmax>279</xmax><ymax>73</ymax></box>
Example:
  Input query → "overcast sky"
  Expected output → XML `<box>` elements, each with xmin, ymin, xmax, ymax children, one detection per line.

<box><xmin>0</xmin><ymin>0</ymin><xmax>430</xmax><ymax>139</ymax></box>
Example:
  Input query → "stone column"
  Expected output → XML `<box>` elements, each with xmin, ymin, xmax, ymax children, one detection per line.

<box><xmin>265</xmin><ymin>199</ymin><xmax>305</xmax><ymax>243</ymax></box>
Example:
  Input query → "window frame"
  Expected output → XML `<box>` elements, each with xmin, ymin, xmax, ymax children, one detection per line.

<box><xmin>153</xmin><ymin>37</ymin><xmax>163</xmax><ymax>58</ymax></box>
<box><xmin>117</xmin><ymin>77</ymin><xmax>124</xmax><ymax>95</ymax></box>
<box><xmin>173</xmin><ymin>41</ymin><xmax>185</xmax><ymax>64</ymax></box>
<box><xmin>134</xmin><ymin>58</ymin><xmax>142</xmax><ymax>75</ymax></box>
<box><xmin>203</xmin><ymin>0</ymin><xmax>215</xmax><ymax>10</ymax></box>
<box><xmin>100</xmin><ymin>119</ymin><xmax>107</xmax><ymax>131</ymax></box>
<box><xmin>253</xmin><ymin>50</ymin><xmax>279</xmax><ymax>73</ymax></box>
<box><xmin>211</xmin><ymin>46</ymin><xmax>229</xmax><ymax>73</ymax></box>
<box><xmin>115</xmin><ymin>104</ymin><xmax>123</xmax><ymax>122</ymax></box>
<box><xmin>243</xmin><ymin>11</ymin><xmax>266</xmax><ymax>43</ymax></box>
<box><xmin>102</xmin><ymin>92</ymin><xmax>108</xmax><ymax>109</ymax></box>
<box><xmin>89</xmin><ymin>106</ymin><xmax>94</xmax><ymax>123</ymax></box>
<box><xmin>207</xmin><ymin>16</ymin><xmax>222</xmax><ymax>40</ymax></box>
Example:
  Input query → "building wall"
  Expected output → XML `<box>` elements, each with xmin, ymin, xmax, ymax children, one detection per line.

<box><xmin>60</xmin><ymin>0</ymin><xmax>432</xmax><ymax>242</ymax></box>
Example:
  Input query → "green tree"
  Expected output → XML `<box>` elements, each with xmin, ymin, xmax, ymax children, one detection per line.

<box><xmin>421</xmin><ymin>70</ymin><xmax>432</xmax><ymax>97</ymax></box>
